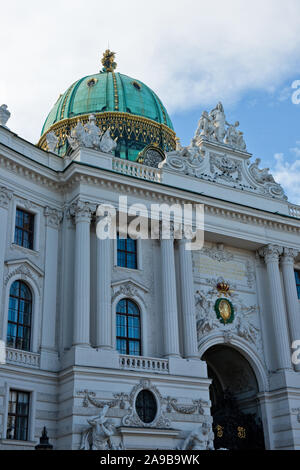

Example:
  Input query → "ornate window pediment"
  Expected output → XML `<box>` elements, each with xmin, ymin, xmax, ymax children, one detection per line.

<box><xmin>111</xmin><ymin>279</ymin><xmax>148</xmax><ymax>303</ymax></box>
<box><xmin>4</xmin><ymin>259</ymin><xmax>44</xmax><ymax>291</ymax></box>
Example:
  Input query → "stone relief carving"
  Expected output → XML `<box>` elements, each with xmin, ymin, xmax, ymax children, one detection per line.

<box><xmin>162</xmin><ymin>140</ymin><xmax>204</xmax><ymax>177</ymax></box>
<box><xmin>165</xmin><ymin>397</ymin><xmax>208</xmax><ymax>415</ymax></box>
<box><xmin>292</xmin><ymin>408</ymin><xmax>300</xmax><ymax>424</ymax></box>
<box><xmin>0</xmin><ymin>186</ymin><xmax>13</xmax><ymax>209</ymax></box>
<box><xmin>111</xmin><ymin>280</ymin><xmax>148</xmax><ymax>306</ymax></box>
<box><xmin>201</xmin><ymin>245</ymin><xmax>234</xmax><ymax>263</ymax></box>
<box><xmin>248</xmin><ymin>159</ymin><xmax>286</xmax><ymax>200</ymax></box>
<box><xmin>122</xmin><ymin>379</ymin><xmax>171</xmax><ymax>429</ymax></box>
<box><xmin>180</xmin><ymin>422</ymin><xmax>214</xmax><ymax>450</ymax></box>
<box><xmin>210</xmin><ymin>153</ymin><xmax>242</xmax><ymax>182</ymax></box>
<box><xmin>79</xmin><ymin>380</ymin><xmax>209</xmax><ymax>436</ymax></box>
<box><xmin>4</xmin><ymin>261</ymin><xmax>43</xmax><ymax>291</ymax></box>
<box><xmin>16</xmin><ymin>198</ymin><xmax>35</xmax><ymax>211</ymax></box>
<box><xmin>0</xmin><ymin>104</ymin><xmax>11</xmax><ymax>128</ymax></box>
<box><xmin>245</xmin><ymin>260</ymin><xmax>256</xmax><ymax>288</ymax></box>
<box><xmin>78</xmin><ymin>389</ymin><xmax>125</xmax><ymax>409</ymax></box>
<box><xmin>139</xmin><ymin>147</ymin><xmax>165</xmax><ymax>168</ymax></box>
<box><xmin>67</xmin><ymin>114</ymin><xmax>117</xmax><ymax>154</ymax></box>
<box><xmin>44</xmin><ymin>206</ymin><xmax>63</xmax><ymax>229</ymax></box>
<box><xmin>195</xmin><ymin>278</ymin><xmax>261</xmax><ymax>349</ymax></box>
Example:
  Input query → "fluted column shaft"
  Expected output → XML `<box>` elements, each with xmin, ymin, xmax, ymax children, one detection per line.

<box><xmin>96</xmin><ymin>232</ymin><xmax>112</xmax><ymax>349</ymax></box>
<box><xmin>161</xmin><ymin>237</ymin><xmax>180</xmax><ymax>358</ymax></box>
<box><xmin>73</xmin><ymin>202</ymin><xmax>92</xmax><ymax>347</ymax></box>
<box><xmin>178</xmin><ymin>239</ymin><xmax>199</xmax><ymax>360</ymax></box>
<box><xmin>281</xmin><ymin>248</ymin><xmax>300</xmax><ymax>372</ymax></box>
<box><xmin>259</xmin><ymin>245</ymin><xmax>292</xmax><ymax>370</ymax></box>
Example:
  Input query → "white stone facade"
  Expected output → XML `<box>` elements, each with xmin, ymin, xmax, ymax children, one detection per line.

<box><xmin>0</xmin><ymin>111</ymin><xmax>300</xmax><ymax>450</ymax></box>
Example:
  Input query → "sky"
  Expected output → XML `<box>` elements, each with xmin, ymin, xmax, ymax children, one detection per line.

<box><xmin>1</xmin><ymin>0</ymin><xmax>300</xmax><ymax>204</ymax></box>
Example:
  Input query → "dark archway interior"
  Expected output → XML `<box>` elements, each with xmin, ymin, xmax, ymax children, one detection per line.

<box><xmin>202</xmin><ymin>345</ymin><xmax>265</xmax><ymax>450</ymax></box>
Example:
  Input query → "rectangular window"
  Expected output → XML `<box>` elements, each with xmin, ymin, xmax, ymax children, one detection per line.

<box><xmin>6</xmin><ymin>390</ymin><xmax>30</xmax><ymax>441</ymax></box>
<box><xmin>117</xmin><ymin>234</ymin><xmax>137</xmax><ymax>269</ymax></box>
<box><xmin>14</xmin><ymin>209</ymin><xmax>34</xmax><ymax>250</ymax></box>
<box><xmin>295</xmin><ymin>271</ymin><xmax>300</xmax><ymax>300</ymax></box>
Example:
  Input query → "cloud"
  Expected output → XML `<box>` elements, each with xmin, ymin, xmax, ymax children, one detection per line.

<box><xmin>2</xmin><ymin>0</ymin><xmax>300</xmax><ymax>143</ymax></box>
<box><xmin>272</xmin><ymin>152</ymin><xmax>300</xmax><ymax>205</ymax></box>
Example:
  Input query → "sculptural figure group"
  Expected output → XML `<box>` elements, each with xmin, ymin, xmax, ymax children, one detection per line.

<box><xmin>195</xmin><ymin>102</ymin><xmax>246</xmax><ymax>151</ymax></box>
<box><xmin>46</xmin><ymin>114</ymin><xmax>117</xmax><ymax>154</ymax></box>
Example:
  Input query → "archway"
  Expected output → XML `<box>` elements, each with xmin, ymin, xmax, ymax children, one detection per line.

<box><xmin>202</xmin><ymin>345</ymin><xmax>265</xmax><ymax>450</ymax></box>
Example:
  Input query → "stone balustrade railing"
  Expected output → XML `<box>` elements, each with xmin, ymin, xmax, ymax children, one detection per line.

<box><xmin>119</xmin><ymin>355</ymin><xmax>169</xmax><ymax>374</ymax></box>
<box><xmin>289</xmin><ymin>204</ymin><xmax>300</xmax><ymax>219</ymax></box>
<box><xmin>112</xmin><ymin>157</ymin><xmax>161</xmax><ymax>182</ymax></box>
<box><xmin>6</xmin><ymin>348</ymin><xmax>40</xmax><ymax>368</ymax></box>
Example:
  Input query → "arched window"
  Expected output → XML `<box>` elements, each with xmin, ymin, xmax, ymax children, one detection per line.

<box><xmin>7</xmin><ymin>281</ymin><xmax>32</xmax><ymax>351</ymax></box>
<box><xmin>116</xmin><ymin>299</ymin><xmax>141</xmax><ymax>356</ymax></box>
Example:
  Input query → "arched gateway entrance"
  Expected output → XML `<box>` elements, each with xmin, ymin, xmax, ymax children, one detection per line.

<box><xmin>202</xmin><ymin>345</ymin><xmax>265</xmax><ymax>450</ymax></box>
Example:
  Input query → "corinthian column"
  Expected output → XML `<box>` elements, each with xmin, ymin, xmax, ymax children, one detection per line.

<box><xmin>0</xmin><ymin>187</ymin><xmax>12</xmax><ymax>339</ymax></box>
<box><xmin>281</xmin><ymin>248</ymin><xmax>300</xmax><ymax>372</ymax></box>
<box><xmin>160</xmin><ymin>225</ymin><xmax>180</xmax><ymax>358</ymax></box>
<box><xmin>41</xmin><ymin>207</ymin><xmax>63</xmax><ymax>353</ymax></box>
<box><xmin>95</xmin><ymin>217</ymin><xmax>112</xmax><ymax>350</ymax></box>
<box><xmin>72</xmin><ymin>201</ymin><xmax>92</xmax><ymax>347</ymax></box>
<box><xmin>178</xmin><ymin>238</ymin><xmax>199</xmax><ymax>360</ymax></box>
<box><xmin>259</xmin><ymin>245</ymin><xmax>292</xmax><ymax>370</ymax></box>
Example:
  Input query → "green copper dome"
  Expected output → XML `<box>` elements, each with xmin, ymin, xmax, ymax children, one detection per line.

<box><xmin>41</xmin><ymin>72</ymin><xmax>173</xmax><ymax>134</ymax></box>
<box><xmin>39</xmin><ymin>52</ymin><xmax>175</xmax><ymax>160</ymax></box>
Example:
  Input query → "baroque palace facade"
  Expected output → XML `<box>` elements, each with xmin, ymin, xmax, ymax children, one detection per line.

<box><xmin>0</xmin><ymin>51</ymin><xmax>300</xmax><ymax>450</ymax></box>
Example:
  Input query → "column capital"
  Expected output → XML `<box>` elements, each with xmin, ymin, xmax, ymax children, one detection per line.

<box><xmin>44</xmin><ymin>206</ymin><xmax>63</xmax><ymax>229</ymax></box>
<box><xmin>258</xmin><ymin>244</ymin><xmax>283</xmax><ymax>263</ymax></box>
<box><xmin>0</xmin><ymin>186</ymin><xmax>13</xmax><ymax>209</ymax></box>
<box><xmin>281</xmin><ymin>247</ymin><xmax>299</xmax><ymax>265</ymax></box>
<box><xmin>70</xmin><ymin>200</ymin><xmax>93</xmax><ymax>224</ymax></box>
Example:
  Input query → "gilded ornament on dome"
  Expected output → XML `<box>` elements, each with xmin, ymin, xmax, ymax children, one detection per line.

<box><xmin>101</xmin><ymin>49</ymin><xmax>117</xmax><ymax>72</ymax></box>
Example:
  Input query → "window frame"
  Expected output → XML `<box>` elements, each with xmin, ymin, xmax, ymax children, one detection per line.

<box><xmin>7</xmin><ymin>280</ymin><xmax>32</xmax><ymax>352</ymax></box>
<box><xmin>11</xmin><ymin>201</ymin><xmax>40</xmax><ymax>252</ymax></box>
<box><xmin>116</xmin><ymin>299</ymin><xmax>141</xmax><ymax>356</ymax></box>
<box><xmin>14</xmin><ymin>208</ymin><xmax>35</xmax><ymax>251</ymax></box>
<box><xmin>117</xmin><ymin>233</ymin><xmax>138</xmax><ymax>270</ymax></box>
<box><xmin>6</xmin><ymin>389</ymin><xmax>30</xmax><ymax>441</ymax></box>
<box><xmin>295</xmin><ymin>270</ymin><xmax>300</xmax><ymax>300</ymax></box>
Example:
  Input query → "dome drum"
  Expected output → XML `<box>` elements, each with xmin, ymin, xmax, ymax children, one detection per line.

<box><xmin>38</xmin><ymin>111</ymin><xmax>176</xmax><ymax>160</ymax></box>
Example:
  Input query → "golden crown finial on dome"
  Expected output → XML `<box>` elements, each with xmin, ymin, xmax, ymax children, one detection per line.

<box><xmin>101</xmin><ymin>49</ymin><xmax>117</xmax><ymax>72</ymax></box>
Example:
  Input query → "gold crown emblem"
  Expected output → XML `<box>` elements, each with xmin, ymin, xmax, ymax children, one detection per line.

<box><xmin>217</xmin><ymin>281</ymin><xmax>231</xmax><ymax>297</ymax></box>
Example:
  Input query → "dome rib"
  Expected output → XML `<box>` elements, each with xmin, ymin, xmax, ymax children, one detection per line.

<box><xmin>39</xmin><ymin>68</ymin><xmax>176</xmax><ymax>158</ymax></box>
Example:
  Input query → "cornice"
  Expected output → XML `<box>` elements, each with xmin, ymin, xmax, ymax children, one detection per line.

<box><xmin>0</xmin><ymin>147</ymin><xmax>300</xmax><ymax>236</ymax></box>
